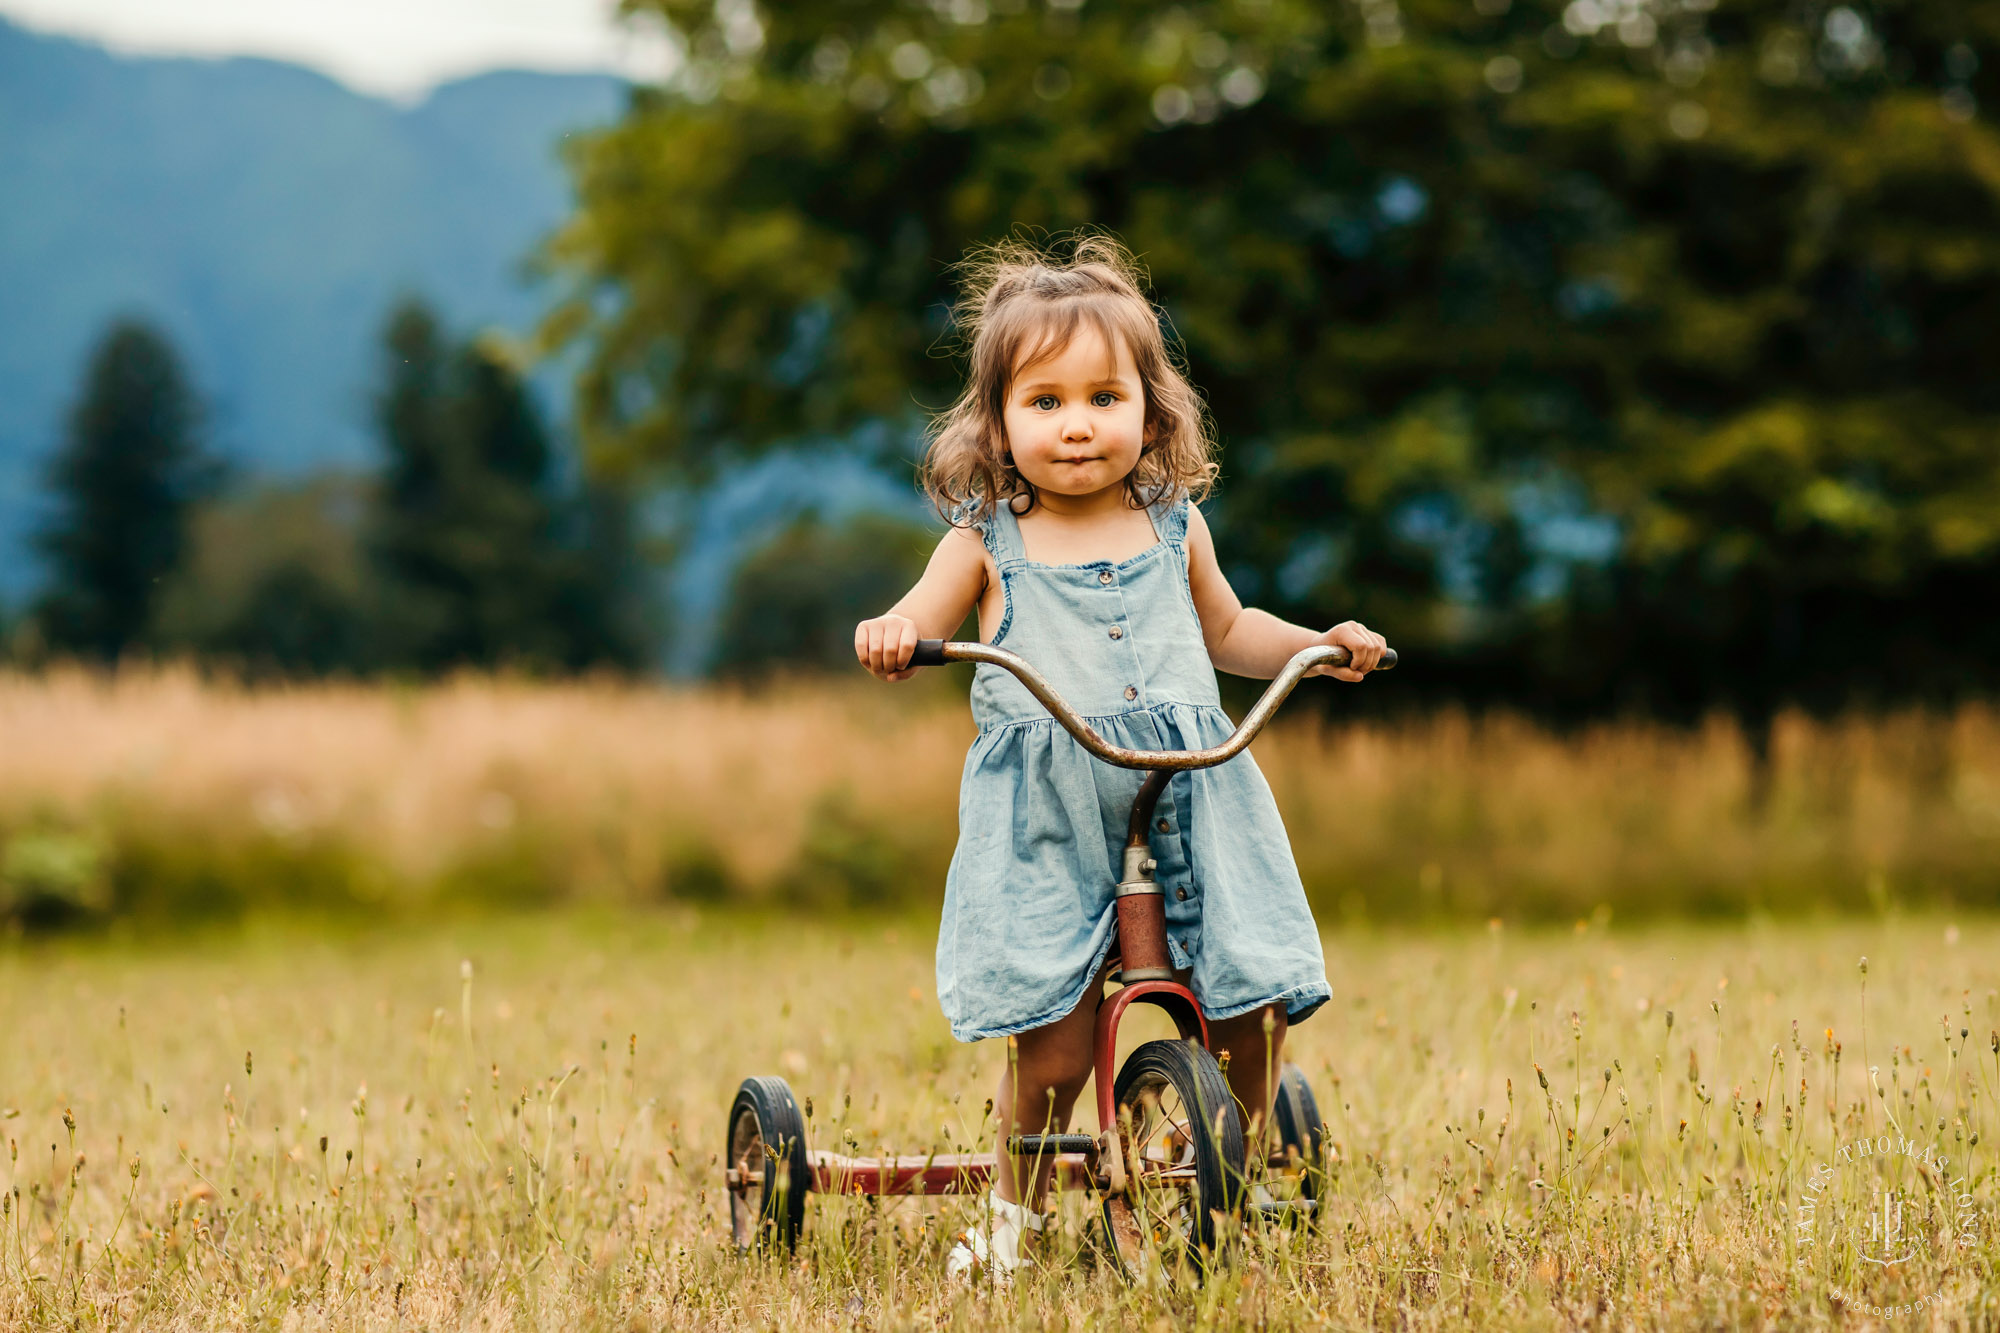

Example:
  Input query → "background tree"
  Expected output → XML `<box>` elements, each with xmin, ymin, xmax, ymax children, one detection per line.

<box><xmin>547</xmin><ymin>0</ymin><xmax>2000</xmax><ymax>718</ymax></box>
<box><xmin>152</xmin><ymin>477</ymin><xmax>372</xmax><ymax>678</ymax></box>
<box><xmin>369</xmin><ymin>298</ymin><xmax>652</xmax><ymax>674</ymax></box>
<box><xmin>712</xmin><ymin>510</ymin><xmax>935</xmax><ymax>676</ymax></box>
<box><xmin>548</xmin><ymin>479</ymin><xmax>660</xmax><ymax>673</ymax></box>
<box><xmin>32</xmin><ymin>320</ymin><xmax>217</xmax><ymax>662</ymax></box>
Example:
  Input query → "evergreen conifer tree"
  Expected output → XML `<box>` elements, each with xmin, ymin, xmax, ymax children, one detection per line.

<box><xmin>34</xmin><ymin>320</ymin><xmax>214</xmax><ymax>661</ymax></box>
<box><xmin>368</xmin><ymin>298</ymin><xmax>651</xmax><ymax>672</ymax></box>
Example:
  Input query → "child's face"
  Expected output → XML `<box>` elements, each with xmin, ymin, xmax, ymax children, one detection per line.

<box><xmin>1001</xmin><ymin>323</ymin><xmax>1148</xmax><ymax>504</ymax></box>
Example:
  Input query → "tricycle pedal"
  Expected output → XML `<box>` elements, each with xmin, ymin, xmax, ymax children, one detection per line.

<box><xmin>1250</xmin><ymin>1197</ymin><xmax>1316</xmax><ymax>1220</ymax></box>
<box><xmin>1005</xmin><ymin>1133</ymin><xmax>1097</xmax><ymax>1157</ymax></box>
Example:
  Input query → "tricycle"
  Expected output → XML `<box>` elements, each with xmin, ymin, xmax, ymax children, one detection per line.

<box><xmin>724</xmin><ymin>637</ymin><xmax>1393</xmax><ymax>1279</ymax></box>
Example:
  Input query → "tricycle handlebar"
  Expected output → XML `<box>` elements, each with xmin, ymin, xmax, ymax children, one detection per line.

<box><xmin>908</xmin><ymin>640</ymin><xmax>1395</xmax><ymax>772</ymax></box>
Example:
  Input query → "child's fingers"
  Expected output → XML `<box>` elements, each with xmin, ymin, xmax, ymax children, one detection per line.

<box><xmin>879</xmin><ymin>626</ymin><xmax>918</xmax><ymax>682</ymax></box>
<box><xmin>1337</xmin><ymin>622</ymin><xmax>1388</xmax><ymax>674</ymax></box>
<box><xmin>1352</xmin><ymin>628</ymin><xmax>1385</xmax><ymax>673</ymax></box>
<box><xmin>855</xmin><ymin>618</ymin><xmax>919</xmax><ymax>680</ymax></box>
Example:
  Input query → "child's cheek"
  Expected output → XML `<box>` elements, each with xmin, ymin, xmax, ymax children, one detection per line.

<box><xmin>1000</xmin><ymin>406</ymin><xmax>1040</xmax><ymax>456</ymax></box>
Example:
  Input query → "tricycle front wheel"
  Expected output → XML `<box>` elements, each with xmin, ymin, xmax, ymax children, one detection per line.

<box><xmin>1098</xmin><ymin>1038</ymin><xmax>1245</xmax><ymax>1282</ymax></box>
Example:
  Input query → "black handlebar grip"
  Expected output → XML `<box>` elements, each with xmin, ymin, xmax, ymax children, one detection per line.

<box><xmin>1379</xmin><ymin>647</ymin><xmax>1398</xmax><ymax>670</ymax></box>
<box><xmin>909</xmin><ymin>639</ymin><xmax>949</xmax><ymax>668</ymax></box>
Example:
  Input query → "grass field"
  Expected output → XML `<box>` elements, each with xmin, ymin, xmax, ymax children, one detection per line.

<box><xmin>2</xmin><ymin>911</ymin><xmax>1993</xmax><ymax>1329</ymax></box>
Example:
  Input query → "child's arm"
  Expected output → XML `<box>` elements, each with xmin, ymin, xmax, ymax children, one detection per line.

<box><xmin>1183</xmin><ymin>504</ymin><xmax>1389</xmax><ymax>682</ymax></box>
<box><xmin>854</xmin><ymin>525</ymin><xmax>989</xmax><ymax>681</ymax></box>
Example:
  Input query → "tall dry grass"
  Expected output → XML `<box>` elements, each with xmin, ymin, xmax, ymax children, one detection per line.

<box><xmin>2</xmin><ymin>664</ymin><xmax>1998</xmax><ymax>922</ymax></box>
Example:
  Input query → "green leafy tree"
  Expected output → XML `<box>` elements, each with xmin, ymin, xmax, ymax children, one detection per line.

<box><xmin>548</xmin><ymin>0</ymin><xmax>2000</xmax><ymax>715</ymax></box>
<box><xmin>369</xmin><ymin>299</ymin><xmax>652</xmax><ymax>673</ymax></box>
<box><xmin>713</xmin><ymin>509</ymin><xmax>935</xmax><ymax>675</ymax></box>
<box><xmin>33</xmin><ymin>320</ymin><xmax>217</xmax><ymax>661</ymax></box>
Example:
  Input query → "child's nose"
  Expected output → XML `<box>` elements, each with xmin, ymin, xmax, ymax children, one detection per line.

<box><xmin>1060</xmin><ymin>414</ymin><xmax>1093</xmax><ymax>442</ymax></box>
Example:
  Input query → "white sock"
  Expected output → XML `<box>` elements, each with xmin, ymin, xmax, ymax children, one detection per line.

<box><xmin>946</xmin><ymin>1192</ymin><xmax>1042</xmax><ymax>1278</ymax></box>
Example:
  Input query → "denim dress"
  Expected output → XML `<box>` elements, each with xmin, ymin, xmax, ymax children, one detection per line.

<box><xmin>936</xmin><ymin>490</ymin><xmax>1332</xmax><ymax>1043</ymax></box>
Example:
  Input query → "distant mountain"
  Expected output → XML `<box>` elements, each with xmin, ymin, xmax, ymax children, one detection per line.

<box><xmin>0</xmin><ymin>19</ymin><xmax>627</xmax><ymax>600</ymax></box>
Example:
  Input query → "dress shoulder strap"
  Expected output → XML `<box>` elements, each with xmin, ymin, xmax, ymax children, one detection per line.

<box><xmin>1146</xmin><ymin>490</ymin><xmax>1192</xmax><ymax>548</ymax></box>
<box><xmin>985</xmin><ymin>498</ymin><xmax>1027</xmax><ymax>563</ymax></box>
<box><xmin>948</xmin><ymin>497</ymin><xmax>1023</xmax><ymax>564</ymax></box>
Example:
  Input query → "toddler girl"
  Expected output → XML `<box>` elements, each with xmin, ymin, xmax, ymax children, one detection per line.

<box><xmin>853</xmin><ymin>236</ymin><xmax>1388</xmax><ymax>1278</ymax></box>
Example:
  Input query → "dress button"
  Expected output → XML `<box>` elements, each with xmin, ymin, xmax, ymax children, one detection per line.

<box><xmin>1123</xmin><ymin>685</ymin><xmax>1138</xmax><ymax>701</ymax></box>
<box><xmin>1108</xmin><ymin>626</ymin><xmax>1124</xmax><ymax>640</ymax></box>
<box><xmin>1098</xmin><ymin>570</ymin><xmax>1114</xmax><ymax>585</ymax></box>
<box><xmin>1176</xmin><ymin>887</ymin><xmax>1189</xmax><ymax>902</ymax></box>
<box><xmin>1156</xmin><ymin>817</ymin><xmax>1170</xmax><ymax>832</ymax></box>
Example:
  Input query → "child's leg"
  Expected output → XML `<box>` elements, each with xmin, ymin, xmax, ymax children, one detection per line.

<box><xmin>1206</xmin><ymin>1003</ymin><xmax>1289</xmax><ymax>1158</ymax></box>
<box><xmin>991</xmin><ymin>974</ymin><xmax>1104</xmax><ymax>1214</ymax></box>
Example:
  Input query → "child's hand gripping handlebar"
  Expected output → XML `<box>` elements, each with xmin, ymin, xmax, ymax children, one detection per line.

<box><xmin>906</xmin><ymin>640</ymin><xmax>1396</xmax><ymax>773</ymax></box>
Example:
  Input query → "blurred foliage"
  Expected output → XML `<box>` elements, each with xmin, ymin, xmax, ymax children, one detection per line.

<box><xmin>154</xmin><ymin>476</ymin><xmax>372</xmax><ymax>677</ymax></box>
<box><xmin>660</xmin><ymin>838</ymin><xmax>740</xmax><ymax>902</ymax></box>
<box><xmin>713</xmin><ymin>508</ymin><xmax>935</xmax><ymax>674</ymax></box>
<box><xmin>369</xmin><ymin>299</ymin><xmax>656</xmax><ymax>675</ymax></box>
<box><xmin>788</xmin><ymin>786</ymin><xmax>928</xmax><ymax>908</ymax></box>
<box><xmin>108</xmin><ymin>827</ymin><xmax>381</xmax><ymax>924</ymax></box>
<box><xmin>0</xmin><ymin>825</ymin><xmax>110</xmax><ymax>930</ymax></box>
<box><xmin>29</xmin><ymin>321</ymin><xmax>219</xmax><ymax>663</ymax></box>
<box><xmin>550</xmin><ymin>0</ymin><xmax>2000</xmax><ymax>719</ymax></box>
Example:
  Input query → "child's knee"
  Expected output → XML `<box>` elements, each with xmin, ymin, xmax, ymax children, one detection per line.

<box><xmin>1047</xmin><ymin>1058</ymin><xmax>1092</xmax><ymax>1108</ymax></box>
<box><xmin>1011</xmin><ymin>1048</ymin><xmax>1093</xmax><ymax>1113</ymax></box>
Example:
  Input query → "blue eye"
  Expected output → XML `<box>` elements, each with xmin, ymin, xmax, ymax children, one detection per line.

<box><xmin>1093</xmin><ymin>391</ymin><xmax>1118</xmax><ymax>407</ymax></box>
<box><xmin>1033</xmin><ymin>394</ymin><xmax>1058</xmax><ymax>410</ymax></box>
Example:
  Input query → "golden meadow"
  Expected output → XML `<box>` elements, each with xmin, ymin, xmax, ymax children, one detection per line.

<box><xmin>3</xmin><ymin>665</ymin><xmax>1998</xmax><ymax>926</ymax></box>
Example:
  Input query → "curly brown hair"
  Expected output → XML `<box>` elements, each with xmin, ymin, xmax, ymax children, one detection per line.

<box><xmin>920</xmin><ymin>233</ymin><xmax>1217</xmax><ymax>526</ymax></box>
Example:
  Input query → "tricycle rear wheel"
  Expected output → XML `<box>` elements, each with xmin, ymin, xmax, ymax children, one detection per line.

<box><xmin>726</xmin><ymin>1075</ymin><xmax>811</xmax><ymax>1252</ymax></box>
<box><xmin>1269</xmin><ymin>1062</ymin><xmax>1325</xmax><ymax>1229</ymax></box>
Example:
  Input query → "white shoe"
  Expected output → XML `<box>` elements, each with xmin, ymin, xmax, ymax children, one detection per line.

<box><xmin>945</xmin><ymin>1192</ymin><xmax>1042</xmax><ymax>1284</ymax></box>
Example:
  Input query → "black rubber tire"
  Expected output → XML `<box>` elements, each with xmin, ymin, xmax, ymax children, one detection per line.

<box><xmin>725</xmin><ymin>1075</ymin><xmax>811</xmax><ymax>1252</ymax></box>
<box><xmin>1098</xmin><ymin>1038</ymin><xmax>1246</xmax><ymax>1282</ymax></box>
<box><xmin>1270</xmin><ymin>1062</ymin><xmax>1325</xmax><ymax>1228</ymax></box>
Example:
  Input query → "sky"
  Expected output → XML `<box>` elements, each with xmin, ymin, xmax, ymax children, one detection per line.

<box><xmin>0</xmin><ymin>0</ymin><xmax>680</xmax><ymax>100</ymax></box>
